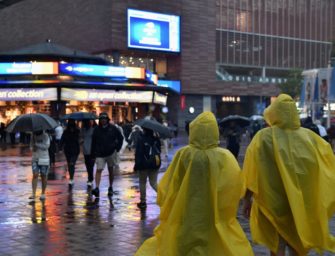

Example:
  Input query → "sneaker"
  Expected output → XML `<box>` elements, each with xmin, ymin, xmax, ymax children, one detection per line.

<box><xmin>87</xmin><ymin>181</ymin><xmax>93</xmax><ymax>187</ymax></box>
<box><xmin>92</xmin><ymin>187</ymin><xmax>100</xmax><ymax>198</ymax></box>
<box><xmin>107</xmin><ymin>187</ymin><xmax>114</xmax><ymax>197</ymax></box>
<box><xmin>137</xmin><ymin>201</ymin><xmax>147</xmax><ymax>209</ymax></box>
<box><xmin>40</xmin><ymin>194</ymin><xmax>46</xmax><ymax>200</ymax></box>
<box><xmin>68</xmin><ymin>180</ymin><xmax>74</xmax><ymax>185</ymax></box>
<box><xmin>29</xmin><ymin>195</ymin><xmax>36</xmax><ymax>201</ymax></box>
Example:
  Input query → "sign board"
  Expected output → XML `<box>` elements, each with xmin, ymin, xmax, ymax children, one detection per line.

<box><xmin>61</xmin><ymin>88</ymin><xmax>153</xmax><ymax>103</ymax></box>
<box><xmin>0</xmin><ymin>88</ymin><xmax>57</xmax><ymax>101</ymax></box>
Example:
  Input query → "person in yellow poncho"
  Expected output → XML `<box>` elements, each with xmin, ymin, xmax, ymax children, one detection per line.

<box><xmin>242</xmin><ymin>94</ymin><xmax>335</xmax><ymax>255</ymax></box>
<box><xmin>135</xmin><ymin>111</ymin><xmax>253</xmax><ymax>256</ymax></box>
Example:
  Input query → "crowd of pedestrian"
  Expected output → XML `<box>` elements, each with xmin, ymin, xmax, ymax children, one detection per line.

<box><xmin>3</xmin><ymin>94</ymin><xmax>335</xmax><ymax>255</ymax></box>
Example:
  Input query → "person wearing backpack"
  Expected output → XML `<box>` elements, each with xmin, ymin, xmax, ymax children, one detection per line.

<box><xmin>135</xmin><ymin>127</ymin><xmax>161</xmax><ymax>209</ymax></box>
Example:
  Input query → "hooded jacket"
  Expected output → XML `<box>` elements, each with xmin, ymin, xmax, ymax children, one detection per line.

<box><xmin>243</xmin><ymin>94</ymin><xmax>335</xmax><ymax>255</ymax></box>
<box><xmin>135</xmin><ymin>111</ymin><xmax>253</xmax><ymax>256</ymax></box>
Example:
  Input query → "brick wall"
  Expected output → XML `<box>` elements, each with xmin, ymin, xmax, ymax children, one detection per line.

<box><xmin>0</xmin><ymin>0</ymin><xmax>279</xmax><ymax>96</ymax></box>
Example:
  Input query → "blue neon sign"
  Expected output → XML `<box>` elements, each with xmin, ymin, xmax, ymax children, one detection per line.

<box><xmin>59</xmin><ymin>63</ymin><xmax>126</xmax><ymax>77</ymax></box>
<box><xmin>157</xmin><ymin>80</ymin><xmax>181</xmax><ymax>93</ymax></box>
<box><xmin>0</xmin><ymin>62</ymin><xmax>33</xmax><ymax>75</ymax></box>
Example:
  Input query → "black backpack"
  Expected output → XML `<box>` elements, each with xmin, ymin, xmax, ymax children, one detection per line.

<box><xmin>143</xmin><ymin>139</ymin><xmax>161</xmax><ymax>170</ymax></box>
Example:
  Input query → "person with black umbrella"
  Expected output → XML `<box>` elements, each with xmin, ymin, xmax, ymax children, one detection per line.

<box><xmin>134</xmin><ymin>127</ymin><xmax>161</xmax><ymax>209</ymax></box>
<box><xmin>29</xmin><ymin>130</ymin><xmax>50</xmax><ymax>201</ymax></box>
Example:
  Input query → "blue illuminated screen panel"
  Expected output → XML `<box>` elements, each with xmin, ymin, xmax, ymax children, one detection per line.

<box><xmin>157</xmin><ymin>80</ymin><xmax>181</xmax><ymax>94</ymax></box>
<box><xmin>127</xmin><ymin>9</ymin><xmax>180</xmax><ymax>53</ymax></box>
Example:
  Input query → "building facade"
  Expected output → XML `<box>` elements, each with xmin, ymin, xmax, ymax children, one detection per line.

<box><xmin>0</xmin><ymin>0</ymin><xmax>333</xmax><ymax>127</ymax></box>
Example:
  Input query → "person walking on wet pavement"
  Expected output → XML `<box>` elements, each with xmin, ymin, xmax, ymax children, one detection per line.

<box><xmin>134</xmin><ymin>127</ymin><xmax>161</xmax><ymax>209</ymax></box>
<box><xmin>224</xmin><ymin>121</ymin><xmax>241</xmax><ymax>159</ymax></box>
<box><xmin>60</xmin><ymin>119</ymin><xmax>80</xmax><ymax>189</ymax></box>
<box><xmin>242</xmin><ymin>94</ymin><xmax>335</xmax><ymax>255</ymax></box>
<box><xmin>135</xmin><ymin>111</ymin><xmax>253</xmax><ymax>255</ymax></box>
<box><xmin>54</xmin><ymin>121</ymin><xmax>63</xmax><ymax>153</ymax></box>
<box><xmin>90</xmin><ymin>112</ymin><xmax>123</xmax><ymax>199</ymax></box>
<box><xmin>29</xmin><ymin>130</ymin><xmax>50</xmax><ymax>201</ymax></box>
<box><xmin>80</xmin><ymin>119</ymin><xmax>96</xmax><ymax>189</ymax></box>
<box><xmin>128</xmin><ymin>125</ymin><xmax>143</xmax><ymax>151</ymax></box>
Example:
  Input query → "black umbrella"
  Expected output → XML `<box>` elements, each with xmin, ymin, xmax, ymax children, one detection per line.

<box><xmin>219</xmin><ymin>115</ymin><xmax>250</xmax><ymax>128</ymax></box>
<box><xmin>6</xmin><ymin>113</ymin><xmax>58</xmax><ymax>133</ymax></box>
<box><xmin>135</xmin><ymin>118</ymin><xmax>172</xmax><ymax>138</ymax></box>
<box><xmin>60</xmin><ymin>112</ymin><xmax>97</xmax><ymax>120</ymax></box>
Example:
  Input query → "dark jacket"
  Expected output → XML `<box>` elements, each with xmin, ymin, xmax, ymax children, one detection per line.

<box><xmin>135</xmin><ymin>133</ymin><xmax>161</xmax><ymax>171</ymax></box>
<box><xmin>60</xmin><ymin>128</ymin><xmax>80</xmax><ymax>157</ymax></box>
<box><xmin>91</xmin><ymin>124</ymin><xmax>123</xmax><ymax>158</ymax></box>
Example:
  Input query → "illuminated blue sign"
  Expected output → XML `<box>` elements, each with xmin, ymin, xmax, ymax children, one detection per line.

<box><xmin>157</xmin><ymin>80</ymin><xmax>181</xmax><ymax>93</ymax></box>
<box><xmin>0</xmin><ymin>63</ymin><xmax>31</xmax><ymax>74</ymax></box>
<box><xmin>59</xmin><ymin>63</ymin><xmax>126</xmax><ymax>77</ymax></box>
<box><xmin>0</xmin><ymin>62</ymin><xmax>59</xmax><ymax>75</ymax></box>
<box><xmin>128</xmin><ymin>9</ymin><xmax>180</xmax><ymax>53</ymax></box>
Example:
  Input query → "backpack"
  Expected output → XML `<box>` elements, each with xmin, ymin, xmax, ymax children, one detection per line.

<box><xmin>143</xmin><ymin>140</ymin><xmax>161</xmax><ymax>170</ymax></box>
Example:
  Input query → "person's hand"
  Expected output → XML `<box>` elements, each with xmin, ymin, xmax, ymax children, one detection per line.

<box><xmin>242</xmin><ymin>198</ymin><xmax>252</xmax><ymax>219</ymax></box>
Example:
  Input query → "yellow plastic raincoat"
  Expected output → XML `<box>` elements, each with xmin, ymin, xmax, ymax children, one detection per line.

<box><xmin>135</xmin><ymin>111</ymin><xmax>253</xmax><ymax>256</ymax></box>
<box><xmin>243</xmin><ymin>94</ymin><xmax>335</xmax><ymax>255</ymax></box>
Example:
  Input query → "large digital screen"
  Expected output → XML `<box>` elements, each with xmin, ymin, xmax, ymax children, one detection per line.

<box><xmin>127</xmin><ymin>9</ymin><xmax>180</xmax><ymax>53</ymax></box>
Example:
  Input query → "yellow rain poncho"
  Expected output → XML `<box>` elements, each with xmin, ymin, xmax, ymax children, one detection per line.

<box><xmin>243</xmin><ymin>94</ymin><xmax>335</xmax><ymax>255</ymax></box>
<box><xmin>135</xmin><ymin>111</ymin><xmax>253</xmax><ymax>256</ymax></box>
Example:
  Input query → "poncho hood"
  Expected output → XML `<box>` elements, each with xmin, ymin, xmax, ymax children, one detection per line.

<box><xmin>189</xmin><ymin>111</ymin><xmax>219</xmax><ymax>149</ymax></box>
<box><xmin>264</xmin><ymin>94</ymin><xmax>300</xmax><ymax>129</ymax></box>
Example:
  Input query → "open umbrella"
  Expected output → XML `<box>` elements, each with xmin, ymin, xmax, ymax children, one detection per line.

<box><xmin>6</xmin><ymin>113</ymin><xmax>58</xmax><ymax>133</ymax></box>
<box><xmin>135</xmin><ymin>118</ymin><xmax>172</xmax><ymax>138</ymax></box>
<box><xmin>219</xmin><ymin>115</ymin><xmax>250</xmax><ymax>128</ymax></box>
<box><xmin>249</xmin><ymin>115</ymin><xmax>264</xmax><ymax>121</ymax></box>
<box><xmin>60</xmin><ymin>112</ymin><xmax>97</xmax><ymax>120</ymax></box>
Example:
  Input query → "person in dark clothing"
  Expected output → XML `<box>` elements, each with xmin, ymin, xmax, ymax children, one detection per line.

<box><xmin>251</xmin><ymin>120</ymin><xmax>261</xmax><ymax>138</ymax></box>
<box><xmin>302</xmin><ymin>116</ymin><xmax>320</xmax><ymax>135</ymax></box>
<box><xmin>134</xmin><ymin>127</ymin><xmax>161</xmax><ymax>209</ymax></box>
<box><xmin>91</xmin><ymin>112</ymin><xmax>123</xmax><ymax>199</ymax></box>
<box><xmin>122</xmin><ymin>121</ymin><xmax>133</xmax><ymax>151</ymax></box>
<box><xmin>224</xmin><ymin>121</ymin><xmax>241</xmax><ymax>159</ymax></box>
<box><xmin>81</xmin><ymin>119</ymin><xmax>96</xmax><ymax>188</ymax></box>
<box><xmin>0</xmin><ymin>122</ymin><xmax>6</xmax><ymax>143</ymax></box>
<box><xmin>128</xmin><ymin>125</ymin><xmax>143</xmax><ymax>151</ymax></box>
<box><xmin>60</xmin><ymin>119</ymin><xmax>80</xmax><ymax>189</ymax></box>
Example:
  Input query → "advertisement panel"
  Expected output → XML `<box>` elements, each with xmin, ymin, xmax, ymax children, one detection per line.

<box><xmin>0</xmin><ymin>62</ymin><xmax>58</xmax><ymax>75</ymax></box>
<box><xmin>157</xmin><ymin>80</ymin><xmax>181</xmax><ymax>93</ymax></box>
<box><xmin>61</xmin><ymin>88</ymin><xmax>153</xmax><ymax>103</ymax></box>
<box><xmin>153</xmin><ymin>92</ymin><xmax>167</xmax><ymax>105</ymax></box>
<box><xmin>0</xmin><ymin>88</ymin><xmax>57</xmax><ymax>101</ymax></box>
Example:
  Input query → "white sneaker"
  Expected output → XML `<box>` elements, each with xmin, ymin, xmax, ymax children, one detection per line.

<box><xmin>68</xmin><ymin>180</ymin><xmax>74</xmax><ymax>185</ymax></box>
<box><xmin>87</xmin><ymin>181</ymin><xmax>92</xmax><ymax>187</ymax></box>
<box><xmin>40</xmin><ymin>194</ymin><xmax>46</xmax><ymax>200</ymax></box>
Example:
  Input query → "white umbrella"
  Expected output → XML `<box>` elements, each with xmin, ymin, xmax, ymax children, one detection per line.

<box><xmin>6</xmin><ymin>113</ymin><xmax>58</xmax><ymax>133</ymax></box>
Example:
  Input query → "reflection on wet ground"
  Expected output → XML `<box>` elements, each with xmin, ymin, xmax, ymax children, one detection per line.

<box><xmin>0</xmin><ymin>141</ymin><xmax>168</xmax><ymax>255</ymax></box>
<box><xmin>0</xmin><ymin>136</ymin><xmax>334</xmax><ymax>255</ymax></box>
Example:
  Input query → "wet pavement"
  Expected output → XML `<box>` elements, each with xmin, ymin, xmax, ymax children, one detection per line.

<box><xmin>0</xmin><ymin>133</ymin><xmax>334</xmax><ymax>255</ymax></box>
